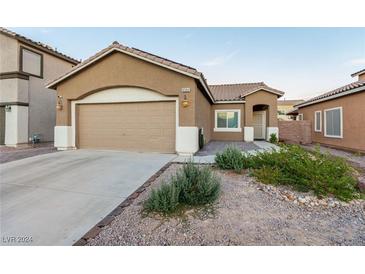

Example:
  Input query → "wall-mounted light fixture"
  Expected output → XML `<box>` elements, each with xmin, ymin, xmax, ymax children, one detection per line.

<box><xmin>182</xmin><ymin>94</ymin><xmax>189</xmax><ymax>108</ymax></box>
<box><xmin>56</xmin><ymin>95</ymin><xmax>63</xmax><ymax>110</ymax></box>
<box><xmin>5</xmin><ymin>105</ymin><xmax>11</xmax><ymax>112</ymax></box>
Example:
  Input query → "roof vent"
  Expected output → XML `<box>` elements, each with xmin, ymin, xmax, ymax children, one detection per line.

<box><xmin>112</xmin><ymin>41</ymin><xmax>119</xmax><ymax>45</ymax></box>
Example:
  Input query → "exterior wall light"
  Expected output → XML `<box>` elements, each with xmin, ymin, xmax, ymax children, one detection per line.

<box><xmin>56</xmin><ymin>95</ymin><xmax>63</xmax><ymax>110</ymax></box>
<box><xmin>182</xmin><ymin>94</ymin><xmax>189</xmax><ymax>108</ymax></box>
<box><xmin>5</xmin><ymin>105</ymin><xmax>11</xmax><ymax>112</ymax></box>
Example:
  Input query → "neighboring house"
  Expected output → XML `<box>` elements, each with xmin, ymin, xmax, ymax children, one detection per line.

<box><xmin>0</xmin><ymin>28</ymin><xmax>79</xmax><ymax>146</ymax></box>
<box><xmin>295</xmin><ymin>69</ymin><xmax>365</xmax><ymax>153</ymax></box>
<box><xmin>47</xmin><ymin>41</ymin><xmax>284</xmax><ymax>155</ymax></box>
<box><xmin>277</xmin><ymin>99</ymin><xmax>304</xmax><ymax>120</ymax></box>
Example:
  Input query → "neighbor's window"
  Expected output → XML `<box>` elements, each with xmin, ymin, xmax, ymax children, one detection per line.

<box><xmin>314</xmin><ymin>111</ymin><xmax>322</xmax><ymax>132</ymax></box>
<box><xmin>20</xmin><ymin>47</ymin><xmax>43</xmax><ymax>77</ymax></box>
<box><xmin>298</xmin><ymin>113</ymin><xmax>303</xmax><ymax>121</ymax></box>
<box><xmin>214</xmin><ymin>110</ymin><xmax>241</xmax><ymax>132</ymax></box>
<box><xmin>324</xmin><ymin>107</ymin><xmax>342</xmax><ymax>138</ymax></box>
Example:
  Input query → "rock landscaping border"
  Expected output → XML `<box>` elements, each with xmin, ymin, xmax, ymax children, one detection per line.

<box><xmin>73</xmin><ymin>162</ymin><xmax>173</xmax><ymax>246</ymax></box>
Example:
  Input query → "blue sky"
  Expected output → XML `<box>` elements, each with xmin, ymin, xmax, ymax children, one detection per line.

<box><xmin>11</xmin><ymin>27</ymin><xmax>365</xmax><ymax>99</ymax></box>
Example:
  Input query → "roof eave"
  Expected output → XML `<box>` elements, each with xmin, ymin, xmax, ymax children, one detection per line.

<box><xmin>46</xmin><ymin>46</ymin><xmax>216</xmax><ymax>103</ymax></box>
<box><xmin>295</xmin><ymin>85</ymin><xmax>365</xmax><ymax>108</ymax></box>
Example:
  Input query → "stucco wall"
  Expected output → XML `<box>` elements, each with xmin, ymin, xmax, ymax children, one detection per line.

<box><xmin>195</xmin><ymin>85</ymin><xmax>212</xmax><ymax>143</ymax></box>
<box><xmin>0</xmin><ymin>78</ymin><xmax>29</xmax><ymax>103</ymax></box>
<box><xmin>245</xmin><ymin>90</ymin><xmax>278</xmax><ymax>127</ymax></box>
<box><xmin>0</xmin><ymin>33</ymin><xmax>19</xmax><ymax>72</ymax></box>
<box><xmin>55</xmin><ymin>51</ymin><xmax>198</xmax><ymax>127</ymax></box>
<box><xmin>298</xmin><ymin>91</ymin><xmax>365</xmax><ymax>152</ymax></box>
<box><xmin>20</xmin><ymin>44</ymin><xmax>75</xmax><ymax>142</ymax></box>
<box><xmin>211</xmin><ymin>103</ymin><xmax>245</xmax><ymax>141</ymax></box>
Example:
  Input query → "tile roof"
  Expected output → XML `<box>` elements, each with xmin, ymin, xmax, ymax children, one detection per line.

<box><xmin>47</xmin><ymin>41</ymin><xmax>205</xmax><ymax>88</ymax></box>
<box><xmin>351</xmin><ymin>68</ymin><xmax>365</xmax><ymax>77</ymax></box>
<box><xmin>209</xmin><ymin>82</ymin><xmax>284</xmax><ymax>101</ymax></box>
<box><xmin>0</xmin><ymin>27</ymin><xmax>79</xmax><ymax>65</ymax></box>
<box><xmin>296</xmin><ymin>80</ymin><xmax>365</xmax><ymax>107</ymax></box>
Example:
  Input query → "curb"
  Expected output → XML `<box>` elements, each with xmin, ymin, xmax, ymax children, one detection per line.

<box><xmin>73</xmin><ymin>162</ymin><xmax>172</xmax><ymax>246</ymax></box>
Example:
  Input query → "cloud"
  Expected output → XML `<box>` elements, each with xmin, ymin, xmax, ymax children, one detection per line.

<box><xmin>347</xmin><ymin>58</ymin><xmax>365</xmax><ymax>65</ymax></box>
<box><xmin>202</xmin><ymin>50</ymin><xmax>239</xmax><ymax>67</ymax></box>
<box><xmin>39</xmin><ymin>28</ymin><xmax>52</xmax><ymax>34</ymax></box>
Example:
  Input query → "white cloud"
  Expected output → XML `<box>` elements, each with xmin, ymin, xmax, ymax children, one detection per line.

<box><xmin>347</xmin><ymin>58</ymin><xmax>365</xmax><ymax>65</ymax></box>
<box><xmin>202</xmin><ymin>50</ymin><xmax>239</xmax><ymax>66</ymax></box>
<box><xmin>39</xmin><ymin>28</ymin><xmax>52</xmax><ymax>34</ymax></box>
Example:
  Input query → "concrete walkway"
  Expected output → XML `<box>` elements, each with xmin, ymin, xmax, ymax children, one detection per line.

<box><xmin>173</xmin><ymin>141</ymin><xmax>279</xmax><ymax>164</ymax></box>
<box><xmin>0</xmin><ymin>150</ymin><xmax>174</xmax><ymax>246</ymax></box>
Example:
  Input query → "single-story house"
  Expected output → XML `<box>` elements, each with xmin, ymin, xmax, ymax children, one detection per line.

<box><xmin>47</xmin><ymin>41</ymin><xmax>284</xmax><ymax>155</ymax></box>
<box><xmin>295</xmin><ymin>69</ymin><xmax>365</xmax><ymax>153</ymax></box>
<box><xmin>277</xmin><ymin>99</ymin><xmax>304</xmax><ymax>120</ymax></box>
<box><xmin>0</xmin><ymin>27</ymin><xmax>79</xmax><ymax>146</ymax></box>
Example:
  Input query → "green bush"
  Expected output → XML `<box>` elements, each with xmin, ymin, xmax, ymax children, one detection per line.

<box><xmin>215</xmin><ymin>146</ymin><xmax>252</xmax><ymax>173</ymax></box>
<box><xmin>178</xmin><ymin>162</ymin><xmax>221</xmax><ymax>205</ymax></box>
<box><xmin>216</xmin><ymin>145</ymin><xmax>360</xmax><ymax>201</ymax></box>
<box><xmin>143</xmin><ymin>162</ymin><xmax>221</xmax><ymax>214</ymax></box>
<box><xmin>269</xmin><ymin>133</ymin><xmax>278</xmax><ymax>144</ymax></box>
<box><xmin>143</xmin><ymin>181</ymin><xmax>180</xmax><ymax>214</ymax></box>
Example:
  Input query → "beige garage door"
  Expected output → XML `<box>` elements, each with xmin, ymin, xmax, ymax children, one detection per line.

<box><xmin>77</xmin><ymin>101</ymin><xmax>176</xmax><ymax>153</ymax></box>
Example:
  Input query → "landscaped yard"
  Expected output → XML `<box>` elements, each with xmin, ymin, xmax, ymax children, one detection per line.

<box><xmin>87</xmin><ymin>145</ymin><xmax>365</xmax><ymax>246</ymax></box>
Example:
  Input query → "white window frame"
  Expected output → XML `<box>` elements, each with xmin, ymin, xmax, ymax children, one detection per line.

<box><xmin>314</xmin><ymin>110</ymin><xmax>322</xmax><ymax>132</ymax></box>
<box><xmin>214</xmin><ymin>109</ymin><xmax>242</xmax><ymax>132</ymax></box>
<box><xmin>298</xmin><ymin>113</ymin><xmax>303</xmax><ymax>121</ymax></box>
<box><xmin>324</xmin><ymin>106</ymin><xmax>343</xmax><ymax>138</ymax></box>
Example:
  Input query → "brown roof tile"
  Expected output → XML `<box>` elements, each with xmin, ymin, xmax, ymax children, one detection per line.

<box><xmin>48</xmin><ymin>41</ymin><xmax>203</xmax><ymax>88</ymax></box>
<box><xmin>209</xmin><ymin>82</ymin><xmax>284</xmax><ymax>101</ymax></box>
<box><xmin>0</xmin><ymin>27</ymin><xmax>79</xmax><ymax>65</ymax></box>
<box><xmin>296</xmin><ymin>80</ymin><xmax>365</xmax><ymax>107</ymax></box>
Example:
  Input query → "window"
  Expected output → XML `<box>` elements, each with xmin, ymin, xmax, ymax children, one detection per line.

<box><xmin>214</xmin><ymin>109</ymin><xmax>241</xmax><ymax>132</ymax></box>
<box><xmin>20</xmin><ymin>46</ymin><xmax>43</xmax><ymax>77</ymax></box>
<box><xmin>324</xmin><ymin>107</ymin><xmax>343</xmax><ymax>138</ymax></box>
<box><xmin>314</xmin><ymin>111</ymin><xmax>322</xmax><ymax>132</ymax></box>
<box><xmin>298</xmin><ymin>113</ymin><xmax>303</xmax><ymax>121</ymax></box>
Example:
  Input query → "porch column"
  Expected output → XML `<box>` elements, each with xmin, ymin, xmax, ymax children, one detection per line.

<box><xmin>244</xmin><ymin>103</ymin><xmax>254</xmax><ymax>141</ymax></box>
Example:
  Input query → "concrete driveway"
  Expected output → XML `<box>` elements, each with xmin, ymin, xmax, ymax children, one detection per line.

<box><xmin>0</xmin><ymin>150</ymin><xmax>175</xmax><ymax>246</ymax></box>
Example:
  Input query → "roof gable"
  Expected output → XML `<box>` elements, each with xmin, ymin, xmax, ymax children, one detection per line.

<box><xmin>209</xmin><ymin>82</ymin><xmax>284</xmax><ymax>101</ymax></box>
<box><xmin>46</xmin><ymin>41</ymin><xmax>215</xmax><ymax>103</ymax></box>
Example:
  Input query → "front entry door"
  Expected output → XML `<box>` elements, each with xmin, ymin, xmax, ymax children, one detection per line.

<box><xmin>253</xmin><ymin>111</ymin><xmax>266</xmax><ymax>140</ymax></box>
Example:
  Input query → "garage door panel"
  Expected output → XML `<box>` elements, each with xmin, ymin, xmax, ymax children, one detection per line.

<box><xmin>77</xmin><ymin>102</ymin><xmax>176</xmax><ymax>153</ymax></box>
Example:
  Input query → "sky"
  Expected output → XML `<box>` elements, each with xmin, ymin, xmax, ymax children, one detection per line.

<box><xmin>11</xmin><ymin>27</ymin><xmax>365</xmax><ymax>100</ymax></box>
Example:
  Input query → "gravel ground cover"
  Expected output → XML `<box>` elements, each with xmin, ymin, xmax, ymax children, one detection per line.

<box><xmin>88</xmin><ymin>164</ymin><xmax>365</xmax><ymax>246</ymax></box>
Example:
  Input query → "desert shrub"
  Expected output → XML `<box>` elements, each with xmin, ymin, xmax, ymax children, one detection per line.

<box><xmin>216</xmin><ymin>144</ymin><xmax>360</xmax><ymax>201</ymax></box>
<box><xmin>143</xmin><ymin>181</ymin><xmax>180</xmax><ymax>214</ymax></box>
<box><xmin>177</xmin><ymin>162</ymin><xmax>221</xmax><ymax>205</ymax></box>
<box><xmin>269</xmin><ymin>133</ymin><xmax>278</xmax><ymax>144</ymax></box>
<box><xmin>144</xmin><ymin>162</ymin><xmax>221</xmax><ymax>214</ymax></box>
<box><xmin>215</xmin><ymin>146</ymin><xmax>253</xmax><ymax>173</ymax></box>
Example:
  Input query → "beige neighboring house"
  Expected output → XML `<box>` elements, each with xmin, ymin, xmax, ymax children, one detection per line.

<box><xmin>0</xmin><ymin>28</ymin><xmax>79</xmax><ymax>146</ymax></box>
<box><xmin>277</xmin><ymin>99</ymin><xmax>304</xmax><ymax>120</ymax></box>
<box><xmin>295</xmin><ymin>69</ymin><xmax>365</xmax><ymax>153</ymax></box>
<box><xmin>47</xmin><ymin>41</ymin><xmax>284</xmax><ymax>155</ymax></box>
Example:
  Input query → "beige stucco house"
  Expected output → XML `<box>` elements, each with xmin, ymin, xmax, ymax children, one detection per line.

<box><xmin>47</xmin><ymin>41</ymin><xmax>284</xmax><ymax>155</ymax></box>
<box><xmin>0</xmin><ymin>28</ymin><xmax>79</xmax><ymax>146</ymax></box>
<box><xmin>295</xmin><ymin>69</ymin><xmax>365</xmax><ymax>153</ymax></box>
<box><xmin>277</xmin><ymin>99</ymin><xmax>304</xmax><ymax>120</ymax></box>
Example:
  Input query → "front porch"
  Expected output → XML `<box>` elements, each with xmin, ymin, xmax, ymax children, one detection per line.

<box><xmin>173</xmin><ymin>141</ymin><xmax>279</xmax><ymax>163</ymax></box>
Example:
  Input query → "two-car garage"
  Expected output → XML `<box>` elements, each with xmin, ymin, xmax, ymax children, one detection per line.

<box><xmin>76</xmin><ymin>101</ymin><xmax>176</xmax><ymax>153</ymax></box>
